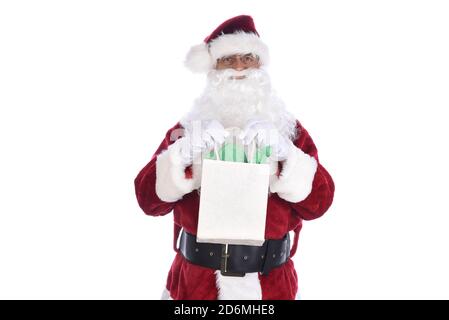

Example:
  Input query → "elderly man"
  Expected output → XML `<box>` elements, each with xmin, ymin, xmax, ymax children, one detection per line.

<box><xmin>134</xmin><ymin>15</ymin><xmax>334</xmax><ymax>300</ymax></box>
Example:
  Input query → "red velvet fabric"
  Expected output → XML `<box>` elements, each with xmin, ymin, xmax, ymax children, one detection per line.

<box><xmin>204</xmin><ymin>15</ymin><xmax>259</xmax><ymax>43</ymax></box>
<box><xmin>166</xmin><ymin>253</ymin><xmax>219</xmax><ymax>300</ymax></box>
<box><xmin>134</xmin><ymin>121</ymin><xmax>335</xmax><ymax>300</ymax></box>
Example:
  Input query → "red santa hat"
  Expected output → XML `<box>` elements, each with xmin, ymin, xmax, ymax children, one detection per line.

<box><xmin>185</xmin><ymin>15</ymin><xmax>269</xmax><ymax>73</ymax></box>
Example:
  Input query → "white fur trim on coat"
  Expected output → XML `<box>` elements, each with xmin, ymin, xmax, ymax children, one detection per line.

<box><xmin>269</xmin><ymin>146</ymin><xmax>318</xmax><ymax>203</ymax></box>
<box><xmin>155</xmin><ymin>139</ymin><xmax>201</xmax><ymax>202</ymax></box>
<box><xmin>215</xmin><ymin>271</ymin><xmax>262</xmax><ymax>300</ymax></box>
<box><xmin>185</xmin><ymin>32</ymin><xmax>269</xmax><ymax>73</ymax></box>
<box><xmin>161</xmin><ymin>288</ymin><xmax>173</xmax><ymax>300</ymax></box>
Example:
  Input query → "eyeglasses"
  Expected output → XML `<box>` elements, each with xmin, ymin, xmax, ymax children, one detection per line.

<box><xmin>217</xmin><ymin>53</ymin><xmax>260</xmax><ymax>67</ymax></box>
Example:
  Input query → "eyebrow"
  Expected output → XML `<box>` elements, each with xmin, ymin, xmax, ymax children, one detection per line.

<box><xmin>222</xmin><ymin>53</ymin><xmax>255</xmax><ymax>59</ymax></box>
<box><xmin>217</xmin><ymin>53</ymin><xmax>257</xmax><ymax>63</ymax></box>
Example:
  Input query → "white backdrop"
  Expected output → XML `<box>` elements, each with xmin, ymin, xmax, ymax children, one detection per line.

<box><xmin>1</xmin><ymin>0</ymin><xmax>448</xmax><ymax>299</ymax></box>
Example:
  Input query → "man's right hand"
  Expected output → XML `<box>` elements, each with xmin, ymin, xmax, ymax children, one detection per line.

<box><xmin>198</xmin><ymin>119</ymin><xmax>228</xmax><ymax>148</ymax></box>
<box><xmin>177</xmin><ymin>136</ymin><xmax>202</xmax><ymax>166</ymax></box>
<box><xmin>179</xmin><ymin>119</ymin><xmax>228</xmax><ymax>166</ymax></box>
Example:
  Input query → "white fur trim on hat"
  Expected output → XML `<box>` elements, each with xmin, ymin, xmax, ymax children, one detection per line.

<box><xmin>209</xmin><ymin>31</ymin><xmax>269</xmax><ymax>66</ymax></box>
<box><xmin>184</xmin><ymin>43</ymin><xmax>214</xmax><ymax>73</ymax></box>
<box><xmin>155</xmin><ymin>139</ymin><xmax>200</xmax><ymax>202</ymax></box>
<box><xmin>185</xmin><ymin>32</ymin><xmax>269</xmax><ymax>73</ymax></box>
<box><xmin>269</xmin><ymin>146</ymin><xmax>318</xmax><ymax>203</ymax></box>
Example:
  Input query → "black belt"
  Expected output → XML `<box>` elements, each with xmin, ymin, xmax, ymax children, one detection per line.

<box><xmin>179</xmin><ymin>230</ymin><xmax>290</xmax><ymax>277</ymax></box>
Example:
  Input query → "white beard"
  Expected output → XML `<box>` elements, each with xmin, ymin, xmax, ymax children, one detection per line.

<box><xmin>181</xmin><ymin>67</ymin><xmax>297</xmax><ymax>140</ymax></box>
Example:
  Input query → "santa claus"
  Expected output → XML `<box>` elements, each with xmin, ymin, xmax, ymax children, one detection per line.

<box><xmin>134</xmin><ymin>15</ymin><xmax>334</xmax><ymax>300</ymax></box>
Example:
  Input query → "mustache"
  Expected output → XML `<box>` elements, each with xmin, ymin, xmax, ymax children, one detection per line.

<box><xmin>227</xmin><ymin>69</ymin><xmax>251</xmax><ymax>79</ymax></box>
<box><xmin>207</xmin><ymin>68</ymin><xmax>271</xmax><ymax>87</ymax></box>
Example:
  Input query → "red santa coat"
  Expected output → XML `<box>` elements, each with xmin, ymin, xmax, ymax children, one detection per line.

<box><xmin>134</xmin><ymin>121</ymin><xmax>334</xmax><ymax>300</ymax></box>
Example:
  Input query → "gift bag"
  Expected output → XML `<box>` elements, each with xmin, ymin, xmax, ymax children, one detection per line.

<box><xmin>196</xmin><ymin>129</ymin><xmax>270</xmax><ymax>246</ymax></box>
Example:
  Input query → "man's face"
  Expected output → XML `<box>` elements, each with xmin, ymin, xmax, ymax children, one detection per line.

<box><xmin>215</xmin><ymin>53</ymin><xmax>260</xmax><ymax>79</ymax></box>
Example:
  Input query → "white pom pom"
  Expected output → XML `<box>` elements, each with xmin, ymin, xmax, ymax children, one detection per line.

<box><xmin>184</xmin><ymin>43</ymin><xmax>213</xmax><ymax>73</ymax></box>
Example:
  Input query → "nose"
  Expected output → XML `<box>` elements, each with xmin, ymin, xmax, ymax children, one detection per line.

<box><xmin>233</xmin><ymin>59</ymin><xmax>247</xmax><ymax>71</ymax></box>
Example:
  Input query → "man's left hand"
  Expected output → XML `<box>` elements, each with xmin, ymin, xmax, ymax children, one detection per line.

<box><xmin>239</xmin><ymin>119</ymin><xmax>293</xmax><ymax>161</ymax></box>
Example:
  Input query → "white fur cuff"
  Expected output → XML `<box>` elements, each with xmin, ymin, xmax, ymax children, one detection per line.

<box><xmin>270</xmin><ymin>147</ymin><xmax>318</xmax><ymax>203</ymax></box>
<box><xmin>155</xmin><ymin>140</ymin><xmax>199</xmax><ymax>202</ymax></box>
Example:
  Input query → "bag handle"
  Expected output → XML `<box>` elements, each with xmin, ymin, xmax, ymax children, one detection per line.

<box><xmin>213</xmin><ymin>143</ymin><xmax>222</xmax><ymax>161</ymax></box>
<box><xmin>246</xmin><ymin>139</ymin><xmax>258</xmax><ymax>164</ymax></box>
<box><xmin>212</xmin><ymin>138</ymin><xmax>257</xmax><ymax>163</ymax></box>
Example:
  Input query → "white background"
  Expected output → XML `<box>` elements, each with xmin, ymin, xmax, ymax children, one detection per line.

<box><xmin>1</xmin><ymin>0</ymin><xmax>448</xmax><ymax>299</ymax></box>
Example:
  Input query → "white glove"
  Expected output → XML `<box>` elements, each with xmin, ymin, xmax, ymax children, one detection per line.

<box><xmin>179</xmin><ymin>120</ymin><xmax>228</xmax><ymax>165</ymax></box>
<box><xmin>239</xmin><ymin>119</ymin><xmax>293</xmax><ymax>161</ymax></box>
<box><xmin>177</xmin><ymin>136</ymin><xmax>201</xmax><ymax>166</ymax></box>
<box><xmin>199</xmin><ymin>119</ymin><xmax>229</xmax><ymax>149</ymax></box>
